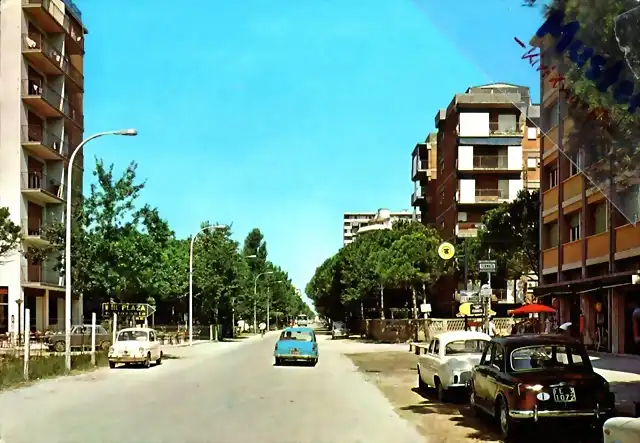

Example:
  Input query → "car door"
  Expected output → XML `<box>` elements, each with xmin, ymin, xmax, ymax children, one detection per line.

<box><xmin>484</xmin><ymin>343</ymin><xmax>506</xmax><ymax>411</ymax></box>
<box><xmin>418</xmin><ymin>340</ymin><xmax>434</xmax><ymax>382</ymax></box>
<box><xmin>148</xmin><ymin>331</ymin><xmax>159</xmax><ymax>359</ymax></box>
<box><xmin>473</xmin><ymin>343</ymin><xmax>493</xmax><ymax>409</ymax></box>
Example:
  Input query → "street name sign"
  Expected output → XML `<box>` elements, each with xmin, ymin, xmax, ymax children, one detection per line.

<box><xmin>477</xmin><ymin>260</ymin><xmax>497</xmax><ymax>272</ymax></box>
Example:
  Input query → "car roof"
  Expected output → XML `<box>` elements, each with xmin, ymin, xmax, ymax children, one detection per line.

<box><xmin>282</xmin><ymin>327</ymin><xmax>313</xmax><ymax>333</ymax></box>
<box><xmin>492</xmin><ymin>334</ymin><xmax>582</xmax><ymax>347</ymax></box>
<box><xmin>432</xmin><ymin>330</ymin><xmax>491</xmax><ymax>343</ymax></box>
<box><xmin>118</xmin><ymin>327</ymin><xmax>154</xmax><ymax>333</ymax></box>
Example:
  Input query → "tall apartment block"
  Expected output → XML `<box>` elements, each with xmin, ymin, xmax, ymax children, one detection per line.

<box><xmin>343</xmin><ymin>210</ymin><xmax>416</xmax><ymax>246</ymax></box>
<box><xmin>0</xmin><ymin>0</ymin><xmax>87</xmax><ymax>336</ymax></box>
<box><xmin>431</xmin><ymin>83</ymin><xmax>541</xmax><ymax>315</ymax></box>
<box><xmin>411</xmin><ymin>132</ymin><xmax>438</xmax><ymax>227</ymax></box>
<box><xmin>533</xmin><ymin>37</ymin><xmax>640</xmax><ymax>355</ymax></box>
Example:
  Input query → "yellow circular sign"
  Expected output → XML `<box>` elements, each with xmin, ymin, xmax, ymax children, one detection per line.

<box><xmin>438</xmin><ymin>242</ymin><xmax>455</xmax><ymax>260</ymax></box>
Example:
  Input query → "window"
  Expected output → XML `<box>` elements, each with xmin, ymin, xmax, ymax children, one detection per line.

<box><xmin>433</xmin><ymin>339</ymin><xmax>440</xmax><ymax>355</ymax></box>
<box><xmin>527</xmin><ymin>156</ymin><xmax>539</xmax><ymax>170</ymax></box>
<box><xmin>544</xmin><ymin>100</ymin><xmax>560</xmax><ymax>131</ymax></box>
<box><xmin>428</xmin><ymin>340</ymin><xmax>435</xmax><ymax>354</ymax></box>
<box><xmin>280</xmin><ymin>330</ymin><xmax>313</xmax><ymax>342</ymax></box>
<box><xmin>546</xmin><ymin>222</ymin><xmax>559</xmax><ymax>248</ymax></box>
<box><xmin>491</xmin><ymin>344</ymin><xmax>505</xmax><ymax>371</ymax></box>
<box><xmin>569</xmin><ymin>212</ymin><xmax>581</xmax><ymax>242</ymax></box>
<box><xmin>149</xmin><ymin>331</ymin><xmax>156</xmax><ymax>342</ymax></box>
<box><xmin>510</xmin><ymin>345</ymin><xmax>589</xmax><ymax>372</ymax></box>
<box><xmin>117</xmin><ymin>330</ymin><xmax>148</xmax><ymax>342</ymax></box>
<box><xmin>458</xmin><ymin>212</ymin><xmax>467</xmax><ymax>222</ymax></box>
<box><xmin>498</xmin><ymin>114</ymin><xmax>518</xmax><ymax>133</ymax></box>
<box><xmin>444</xmin><ymin>340</ymin><xmax>487</xmax><ymax>356</ymax></box>
<box><xmin>594</xmin><ymin>203</ymin><xmax>608</xmax><ymax>234</ymax></box>
<box><xmin>548</xmin><ymin>167</ymin><xmax>559</xmax><ymax>188</ymax></box>
<box><xmin>527</xmin><ymin>127</ymin><xmax>538</xmax><ymax>140</ymax></box>
<box><xmin>570</xmin><ymin>149</ymin><xmax>584</xmax><ymax>176</ymax></box>
<box><xmin>480</xmin><ymin>343</ymin><xmax>493</xmax><ymax>365</ymax></box>
<box><xmin>0</xmin><ymin>288</ymin><xmax>8</xmax><ymax>334</ymax></box>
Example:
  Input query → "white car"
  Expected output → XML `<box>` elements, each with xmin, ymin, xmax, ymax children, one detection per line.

<box><xmin>603</xmin><ymin>417</ymin><xmax>640</xmax><ymax>443</ymax></box>
<box><xmin>417</xmin><ymin>330</ymin><xmax>491</xmax><ymax>402</ymax></box>
<box><xmin>108</xmin><ymin>327</ymin><xmax>163</xmax><ymax>369</ymax></box>
<box><xmin>331</xmin><ymin>321</ymin><xmax>349</xmax><ymax>339</ymax></box>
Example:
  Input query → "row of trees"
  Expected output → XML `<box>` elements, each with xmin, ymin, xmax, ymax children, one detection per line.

<box><xmin>306</xmin><ymin>190</ymin><xmax>539</xmax><ymax>322</ymax></box>
<box><xmin>0</xmin><ymin>159</ymin><xmax>312</xmax><ymax>335</ymax></box>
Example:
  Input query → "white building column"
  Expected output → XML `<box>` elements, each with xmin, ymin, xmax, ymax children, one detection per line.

<box><xmin>43</xmin><ymin>289</ymin><xmax>50</xmax><ymax>331</ymax></box>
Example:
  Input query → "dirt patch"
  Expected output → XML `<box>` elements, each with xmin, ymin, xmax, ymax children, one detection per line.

<box><xmin>346</xmin><ymin>351</ymin><xmax>603</xmax><ymax>443</ymax></box>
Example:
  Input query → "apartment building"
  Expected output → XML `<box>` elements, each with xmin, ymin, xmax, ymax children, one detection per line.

<box><xmin>429</xmin><ymin>83</ymin><xmax>541</xmax><ymax>315</ymax></box>
<box><xmin>411</xmin><ymin>132</ymin><xmax>438</xmax><ymax>227</ymax></box>
<box><xmin>0</xmin><ymin>0</ymin><xmax>87</xmax><ymax>336</ymax></box>
<box><xmin>343</xmin><ymin>210</ymin><xmax>415</xmax><ymax>246</ymax></box>
<box><xmin>534</xmin><ymin>42</ymin><xmax>640</xmax><ymax>355</ymax></box>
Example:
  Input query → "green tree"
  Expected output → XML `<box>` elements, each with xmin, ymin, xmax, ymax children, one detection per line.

<box><xmin>0</xmin><ymin>207</ymin><xmax>21</xmax><ymax>258</ymax></box>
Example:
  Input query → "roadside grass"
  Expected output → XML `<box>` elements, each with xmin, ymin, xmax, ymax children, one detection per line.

<box><xmin>0</xmin><ymin>351</ymin><xmax>109</xmax><ymax>391</ymax></box>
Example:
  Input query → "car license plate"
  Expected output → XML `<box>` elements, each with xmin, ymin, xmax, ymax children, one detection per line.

<box><xmin>291</xmin><ymin>349</ymin><xmax>299</xmax><ymax>355</ymax></box>
<box><xmin>553</xmin><ymin>387</ymin><xmax>576</xmax><ymax>402</ymax></box>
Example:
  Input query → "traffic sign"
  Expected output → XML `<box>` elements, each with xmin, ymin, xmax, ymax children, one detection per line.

<box><xmin>101</xmin><ymin>302</ymin><xmax>156</xmax><ymax>321</ymax></box>
<box><xmin>438</xmin><ymin>242</ymin><xmax>455</xmax><ymax>260</ymax></box>
<box><xmin>470</xmin><ymin>304</ymin><xmax>484</xmax><ymax>316</ymax></box>
<box><xmin>477</xmin><ymin>260</ymin><xmax>497</xmax><ymax>272</ymax></box>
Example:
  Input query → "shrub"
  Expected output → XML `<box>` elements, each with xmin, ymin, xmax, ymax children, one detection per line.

<box><xmin>0</xmin><ymin>351</ymin><xmax>109</xmax><ymax>390</ymax></box>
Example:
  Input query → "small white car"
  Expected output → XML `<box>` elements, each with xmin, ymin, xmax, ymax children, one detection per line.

<box><xmin>331</xmin><ymin>321</ymin><xmax>349</xmax><ymax>339</ymax></box>
<box><xmin>108</xmin><ymin>327</ymin><xmax>163</xmax><ymax>369</ymax></box>
<box><xmin>603</xmin><ymin>417</ymin><xmax>640</xmax><ymax>443</ymax></box>
<box><xmin>417</xmin><ymin>330</ymin><xmax>491</xmax><ymax>402</ymax></box>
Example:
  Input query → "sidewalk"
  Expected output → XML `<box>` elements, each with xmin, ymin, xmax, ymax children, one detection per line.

<box><xmin>589</xmin><ymin>352</ymin><xmax>640</xmax><ymax>416</ymax></box>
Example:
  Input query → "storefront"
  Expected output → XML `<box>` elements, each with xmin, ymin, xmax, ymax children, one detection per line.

<box><xmin>623</xmin><ymin>288</ymin><xmax>640</xmax><ymax>355</ymax></box>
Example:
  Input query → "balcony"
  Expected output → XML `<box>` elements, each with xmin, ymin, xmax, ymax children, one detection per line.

<box><xmin>67</xmin><ymin>102</ymin><xmax>83</xmax><ymax>128</ymax></box>
<box><xmin>615</xmin><ymin>224</ymin><xmax>640</xmax><ymax>255</ymax></box>
<box><xmin>22</xmin><ymin>125</ymin><xmax>68</xmax><ymax>160</ymax></box>
<box><xmin>21</xmin><ymin>171</ymin><xmax>65</xmax><ymax>204</ymax></box>
<box><xmin>586</xmin><ymin>232</ymin><xmax>609</xmax><ymax>261</ymax></box>
<box><xmin>542</xmin><ymin>186</ymin><xmax>559</xmax><ymax>212</ymax></box>
<box><xmin>412</xmin><ymin>158</ymin><xmax>430</xmax><ymax>181</ymax></box>
<box><xmin>489</xmin><ymin>121</ymin><xmax>523</xmax><ymax>137</ymax></box>
<box><xmin>21</xmin><ymin>263</ymin><xmax>62</xmax><ymax>288</ymax></box>
<box><xmin>411</xmin><ymin>190</ymin><xmax>426</xmax><ymax>207</ymax></box>
<box><xmin>22</xmin><ymin>79</ymin><xmax>66</xmax><ymax>118</ymax></box>
<box><xmin>21</xmin><ymin>218</ymin><xmax>52</xmax><ymax>248</ymax></box>
<box><xmin>22</xmin><ymin>33</ymin><xmax>64</xmax><ymax>75</ymax></box>
<box><xmin>542</xmin><ymin>247</ymin><xmax>559</xmax><ymax>270</ymax></box>
<box><xmin>473</xmin><ymin>188</ymin><xmax>509</xmax><ymax>203</ymax></box>
<box><xmin>468</xmin><ymin>155</ymin><xmax>510</xmax><ymax>171</ymax></box>
<box><xmin>23</xmin><ymin>0</ymin><xmax>85</xmax><ymax>54</ymax></box>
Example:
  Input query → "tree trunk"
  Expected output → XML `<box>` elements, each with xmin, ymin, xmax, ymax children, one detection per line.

<box><xmin>360</xmin><ymin>300</ymin><xmax>365</xmax><ymax>320</ymax></box>
<box><xmin>379</xmin><ymin>285</ymin><xmax>385</xmax><ymax>320</ymax></box>
<box><xmin>411</xmin><ymin>287</ymin><xmax>418</xmax><ymax>320</ymax></box>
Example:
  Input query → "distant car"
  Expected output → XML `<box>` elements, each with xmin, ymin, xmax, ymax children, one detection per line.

<box><xmin>331</xmin><ymin>321</ymin><xmax>349</xmax><ymax>339</ymax></box>
<box><xmin>603</xmin><ymin>417</ymin><xmax>640</xmax><ymax>443</ymax></box>
<box><xmin>44</xmin><ymin>324</ymin><xmax>111</xmax><ymax>352</ymax></box>
<box><xmin>295</xmin><ymin>314</ymin><xmax>309</xmax><ymax>327</ymax></box>
<box><xmin>417</xmin><ymin>330</ymin><xmax>490</xmax><ymax>402</ymax></box>
<box><xmin>108</xmin><ymin>327</ymin><xmax>163</xmax><ymax>369</ymax></box>
<box><xmin>469</xmin><ymin>334</ymin><xmax>615</xmax><ymax>440</ymax></box>
<box><xmin>274</xmin><ymin>327</ymin><xmax>318</xmax><ymax>366</ymax></box>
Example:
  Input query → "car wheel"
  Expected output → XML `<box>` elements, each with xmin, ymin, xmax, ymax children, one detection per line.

<box><xmin>143</xmin><ymin>353</ymin><xmax>151</xmax><ymax>369</ymax></box>
<box><xmin>436</xmin><ymin>378</ymin><xmax>448</xmax><ymax>403</ymax></box>
<box><xmin>311</xmin><ymin>358</ymin><xmax>318</xmax><ymax>367</ymax></box>
<box><xmin>275</xmin><ymin>357</ymin><xmax>282</xmax><ymax>366</ymax></box>
<box><xmin>100</xmin><ymin>341</ymin><xmax>110</xmax><ymax>351</ymax></box>
<box><xmin>496</xmin><ymin>397</ymin><xmax>517</xmax><ymax>440</ymax></box>
<box><xmin>417</xmin><ymin>368</ymin><xmax>428</xmax><ymax>391</ymax></box>
<box><xmin>156</xmin><ymin>351</ymin><xmax>163</xmax><ymax>365</ymax></box>
<box><xmin>108</xmin><ymin>361</ymin><xmax>116</xmax><ymax>369</ymax></box>
<box><xmin>54</xmin><ymin>341</ymin><xmax>65</xmax><ymax>353</ymax></box>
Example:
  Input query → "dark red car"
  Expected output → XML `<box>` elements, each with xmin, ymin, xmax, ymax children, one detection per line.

<box><xmin>469</xmin><ymin>334</ymin><xmax>615</xmax><ymax>440</ymax></box>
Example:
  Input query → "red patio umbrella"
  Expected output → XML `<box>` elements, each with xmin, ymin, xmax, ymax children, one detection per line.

<box><xmin>509</xmin><ymin>304</ymin><xmax>556</xmax><ymax>315</ymax></box>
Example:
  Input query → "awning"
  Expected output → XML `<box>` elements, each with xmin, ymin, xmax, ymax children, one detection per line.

<box><xmin>534</xmin><ymin>269</ymin><xmax>640</xmax><ymax>298</ymax></box>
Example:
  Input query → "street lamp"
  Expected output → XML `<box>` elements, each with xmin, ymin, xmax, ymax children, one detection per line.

<box><xmin>64</xmin><ymin>129</ymin><xmax>137</xmax><ymax>371</ymax></box>
<box><xmin>266</xmin><ymin>280</ymin><xmax>284</xmax><ymax>331</ymax></box>
<box><xmin>189</xmin><ymin>224</ymin><xmax>227</xmax><ymax>346</ymax></box>
<box><xmin>253</xmin><ymin>271</ymin><xmax>273</xmax><ymax>333</ymax></box>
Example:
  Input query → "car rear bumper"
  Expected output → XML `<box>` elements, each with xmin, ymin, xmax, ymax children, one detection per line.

<box><xmin>275</xmin><ymin>353</ymin><xmax>317</xmax><ymax>360</ymax></box>
<box><xmin>510</xmin><ymin>404</ymin><xmax>614</xmax><ymax>422</ymax></box>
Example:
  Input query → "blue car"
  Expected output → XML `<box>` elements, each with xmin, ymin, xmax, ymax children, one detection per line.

<box><xmin>274</xmin><ymin>327</ymin><xmax>318</xmax><ymax>366</ymax></box>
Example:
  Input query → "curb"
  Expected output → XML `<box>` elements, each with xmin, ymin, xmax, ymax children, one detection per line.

<box><xmin>590</xmin><ymin>351</ymin><xmax>640</xmax><ymax>362</ymax></box>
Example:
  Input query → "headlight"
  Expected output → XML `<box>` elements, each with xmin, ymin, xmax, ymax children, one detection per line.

<box><xmin>526</xmin><ymin>384</ymin><xmax>544</xmax><ymax>392</ymax></box>
<box><xmin>139</xmin><ymin>347</ymin><xmax>145</xmax><ymax>354</ymax></box>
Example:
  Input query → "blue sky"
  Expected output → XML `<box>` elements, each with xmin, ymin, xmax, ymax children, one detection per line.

<box><xmin>75</xmin><ymin>0</ymin><xmax>543</xmax><ymax>307</ymax></box>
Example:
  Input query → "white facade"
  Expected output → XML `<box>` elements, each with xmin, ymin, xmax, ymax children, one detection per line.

<box><xmin>343</xmin><ymin>210</ymin><xmax>416</xmax><ymax>246</ymax></box>
<box><xmin>0</xmin><ymin>0</ymin><xmax>86</xmax><ymax>337</ymax></box>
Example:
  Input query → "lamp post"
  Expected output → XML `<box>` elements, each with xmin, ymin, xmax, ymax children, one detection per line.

<box><xmin>189</xmin><ymin>224</ymin><xmax>227</xmax><ymax>346</ymax></box>
<box><xmin>266</xmin><ymin>280</ymin><xmax>284</xmax><ymax>331</ymax></box>
<box><xmin>16</xmin><ymin>297</ymin><xmax>23</xmax><ymax>347</ymax></box>
<box><xmin>254</xmin><ymin>271</ymin><xmax>273</xmax><ymax>333</ymax></box>
<box><xmin>64</xmin><ymin>129</ymin><xmax>137</xmax><ymax>371</ymax></box>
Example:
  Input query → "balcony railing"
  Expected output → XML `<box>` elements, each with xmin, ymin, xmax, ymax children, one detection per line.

<box><xmin>23</xmin><ymin>78</ymin><xmax>66</xmax><ymax>109</ymax></box>
<box><xmin>23</xmin><ymin>0</ymin><xmax>84</xmax><ymax>51</ymax></box>
<box><xmin>22</xmin><ymin>32</ymin><xmax>63</xmax><ymax>63</ymax></box>
<box><xmin>22</xmin><ymin>125</ymin><xmax>69</xmax><ymax>157</ymax></box>
<box><xmin>22</xmin><ymin>263</ymin><xmax>62</xmax><ymax>286</ymax></box>
<box><xmin>489</xmin><ymin>121</ymin><xmax>523</xmax><ymax>136</ymax></box>
<box><xmin>474</xmin><ymin>188</ymin><xmax>508</xmax><ymax>202</ymax></box>
<box><xmin>21</xmin><ymin>217</ymin><xmax>48</xmax><ymax>237</ymax></box>
<box><xmin>61</xmin><ymin>56</ymin><xmax>83</xmax><ymax>86</ymax></box>
<box><xmin>472</xmin><ymin>155</ymin><xmax>509</xmax><ymax>169</ymax></box>
<box><xmin>68</xmin><ymin>102</ymin><xmax>83</xmax><ymax>127</ymax></box>
<box><xmin>21</xmin><ymin>171</ymin><xmax>65</xmax><ymax>197</ymax></box>
<box><xmin>414</xmin><ymin>159</ymin><xmax>429</xmax><ymax>170</ymax></box>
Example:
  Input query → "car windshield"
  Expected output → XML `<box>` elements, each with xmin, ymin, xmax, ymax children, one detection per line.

<box><xmin>280</xmin><ymin>330</ymin><xmax>313</xmax><ymax>342</ymax></box>
<box><xmin>510</xmin><ymin>344</ymin><xmax>590</xmax><ymax>372</ymax></box>
<box><xmin>117</xmin><ymin>330</ymin><xmax>148</xmax><ymax>342</ymax></box>
<box><xmin>444</xmin><ymin>339</ymin><xmax>487</xmax><ymax>355</ymax></box>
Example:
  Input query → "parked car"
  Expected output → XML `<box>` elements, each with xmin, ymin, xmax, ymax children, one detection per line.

<box><xmin>274</xmin><ymin>327</ymin><xmax>318</xmax><ymax>366</ymax></box>
<box><xmin>417</xmin><ymin>330</ymin><xmax>491</xmax><ymax>402</ymax></box>
<box><xmin>469</xmin><ymin>334</ymin><xmax>615</xmax><ymax>440</ymax></box>
<box><xmin>603</xmin><ymin>417</ymin><xmax>640</xmax><ymax>443</ymax></box>
<box><xmin>108</xmin><ymin>327</ymin><xmax>163</xmax><ymax>369</ymax></box>
<box><xmin>331</xmin><ymin>321</ymin><xmax>349</xmax><ymax>339</ymax></box>
<box><xmin>44</xmin><ymin>324</ymin><xmax>111</xmax><ymax>352</ymax></box>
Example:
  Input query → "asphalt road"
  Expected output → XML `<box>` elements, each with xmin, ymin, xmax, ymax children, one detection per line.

<box><xmin>0</xmin><ymin>332</ymin><xmax>424</xmax><ymax>443</ymax></box>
